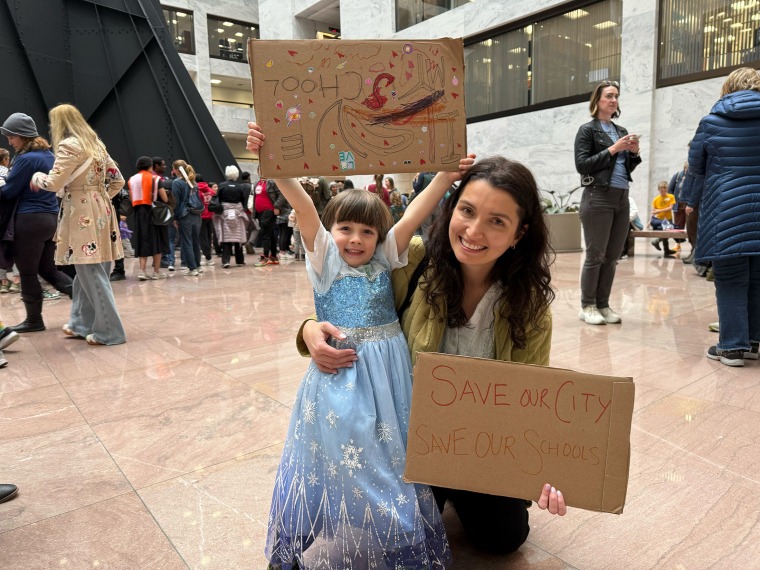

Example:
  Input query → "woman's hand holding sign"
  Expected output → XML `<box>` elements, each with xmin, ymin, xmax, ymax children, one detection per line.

<box><xmin>537</xmin><ymin>483</ymin><xmax>567</xmax><ymax>516</ymax></box>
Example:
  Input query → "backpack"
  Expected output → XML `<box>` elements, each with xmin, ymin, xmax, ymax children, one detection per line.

<box><xmin>187</xmin><ymin>185</ymin><xmax>204</xmax><ymax>215</ymax></box>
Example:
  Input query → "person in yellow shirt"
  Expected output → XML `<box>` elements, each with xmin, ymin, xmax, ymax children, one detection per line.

<box><xmin>650</xmin><ymin>181</ymin><xmax>677</xmax><ymax>256</ymax></box>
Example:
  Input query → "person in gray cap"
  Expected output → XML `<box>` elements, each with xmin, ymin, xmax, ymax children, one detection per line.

<box><xmin>0</xmin><ymin>112</ymin><xmax>39</xmax><ymax>138</ymax></box>
<box><xmin>0</xmin><ymin>112</ymin><xmax>73</xmax><ymax>333</ymax></box>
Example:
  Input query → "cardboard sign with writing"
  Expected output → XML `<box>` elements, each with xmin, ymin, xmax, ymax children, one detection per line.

<box><xmin>403</xmin><ymin>353</ymin><xmax>634</xmax><ymax>514</ymax></box>
<box><xmin>249</xmin><ymin>38</ymin><xmax>467</xmax><ymax>178</ymax></box>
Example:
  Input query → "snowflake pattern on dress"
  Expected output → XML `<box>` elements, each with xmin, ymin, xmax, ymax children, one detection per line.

<box><xmin>340</xmin><ymin>440</ymin><xmax>363</xmax><ymax>476</ymax></box>
<box><xmin>378</xmin><ymin>422</ymin><xmax>394</xmax><ymax>443</ymax></box>
<box><xmin>326</xmin><ymin>409</ymin><xmax>340</xmax><ymax>428</ymax></box>
<box><xmin>302</xmin><ymin>400</ymin><xmax>316</xmax><ymax>424</ymax></box>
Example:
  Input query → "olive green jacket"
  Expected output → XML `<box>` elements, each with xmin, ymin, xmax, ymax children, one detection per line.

<box><xmin>297</xmin><ymin>236</ymin><xmax>552</xmax><ymax>366</ymax></box>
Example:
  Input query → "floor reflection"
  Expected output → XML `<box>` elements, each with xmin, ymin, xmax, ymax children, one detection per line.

<box><xmin>1</xmin><ymin>245</ymin><xmax>758</xmax><ymax>569</ymax></box>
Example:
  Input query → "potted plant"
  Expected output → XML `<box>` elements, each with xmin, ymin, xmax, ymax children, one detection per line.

<box><xmin>541</xmin><ymin>187</ymin><xmax>582</xmax><ymax>253</ymax></box>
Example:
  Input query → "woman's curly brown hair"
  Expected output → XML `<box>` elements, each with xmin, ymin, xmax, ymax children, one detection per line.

<box><xmin>421</xmin><ymin>156</ymin><xmax>555</xmax><ymax>349</ymax></box>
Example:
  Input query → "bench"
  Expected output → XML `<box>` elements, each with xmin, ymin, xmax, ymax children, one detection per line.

<box><xmin>628</xmin><ymin>230</ymin><xmax>688</xmax><ymax>257</ymax></box>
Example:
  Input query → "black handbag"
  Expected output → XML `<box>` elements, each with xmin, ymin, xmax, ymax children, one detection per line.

<box><xmin>208</xmin><ymin>194</ymin><xmax>223</xmax><ymax>214</ymax></box>
<box><xmin>152</xmin><ymin>200</ymin><xmax>172</xmax><ymax>225</ymax></box>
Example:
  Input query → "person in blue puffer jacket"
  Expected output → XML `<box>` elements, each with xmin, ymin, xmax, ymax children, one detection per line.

<box><xmin>685</xmin><ymin>67</ymin><xmax>760</xmax><ymax>367</ymax></box>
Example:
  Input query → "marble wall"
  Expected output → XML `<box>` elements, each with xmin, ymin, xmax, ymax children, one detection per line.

<box><xmin>367</xmin><ymin>0</ymin><xmax>733</xmax><ymax>209</ymax></box>
<box><xmin>177</xmin><ymin>0</ymin><xmax>735</xmax><ymax>203</ymax></box>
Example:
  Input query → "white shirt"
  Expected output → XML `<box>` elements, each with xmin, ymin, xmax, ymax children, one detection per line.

<box><xmin>439</xmin><ymin>282</ymin><xmax>501</xmax><ymax>359</ymax></box>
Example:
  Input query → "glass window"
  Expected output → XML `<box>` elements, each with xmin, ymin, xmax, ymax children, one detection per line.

<box><xmin>466</xmin><ymin>1</ymin><xmax>622</xmax><ymax>120</ymax></box>
<box><xmin>396</xmin><ymin>0</ymin><xmax>471</xmax><ymax>31</ymax></box>
<box><xmin>162</xmin><ymin>6</ymin><xmax>194</xmax><ymax>55</ymax></box>
<box><xmin>207</xmin><ymin>16</ymin><xmax>258</xmax><ymax>63</ymax></box>
<box><xmin>659</xmin><ymin>0</ymin><xmax>760</xmax><ymax>84</ymax></box>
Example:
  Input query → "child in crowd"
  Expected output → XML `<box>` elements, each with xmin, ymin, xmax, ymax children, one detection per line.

<box><xmin>649</xmin><ymin>180</ymin><xmax>677</xmax><ymax>256</ymax></box>
<box><xmin>248</xmin><ymin>123</ymin><xmax>472</xmax><ymax>569</ymax></box>
<box><xmin>119</xmin><ymin>216</ymin><xmax>135</xmax><ymax>258</ymax></box>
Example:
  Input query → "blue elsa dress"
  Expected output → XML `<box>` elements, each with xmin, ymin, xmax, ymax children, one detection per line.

<box><xmin>266</xmin><ymin>225</ymin><xmax>451</xmax><ymax>569</ymax></box>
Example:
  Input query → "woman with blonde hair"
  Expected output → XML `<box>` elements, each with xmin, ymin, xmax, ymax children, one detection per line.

<box><xmin>30</xmin><ymin>103</ymin><xmax>126</xmax><ymax>345</ymax></box>
<box><xmin>1</xmin><ymin>112</ymin><xmax>73</xmax><ymax>332</ymax></box>
<box><xmin>685</xmin><ymin>67</ymin><xmax>760</xmax><ymax>367</ymax></box>
<box><xmin>171</xmin><ymin>158</ymin><xmax>203</xmax><ymax>275</ymax></box>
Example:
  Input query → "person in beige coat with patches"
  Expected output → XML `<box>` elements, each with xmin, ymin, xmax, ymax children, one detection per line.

<box><xmin>30</xmin><ymin>104</ymin><xmax>126</xmax><ymax>346</ymax></box>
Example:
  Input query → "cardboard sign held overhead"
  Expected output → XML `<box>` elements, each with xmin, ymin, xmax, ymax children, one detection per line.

<box><xmin>403</xmin><ymin>353</ymin><xmax>634</xmax><ymax>514</ymax></box>
<box><xmin>249</xmin><ymin>38</ymin><xmax>467</xmax><ymax>178</ymax></box>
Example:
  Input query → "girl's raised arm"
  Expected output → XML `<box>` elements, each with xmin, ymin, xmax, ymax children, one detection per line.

<box><xmin>246</xmin><ymin>122</ymin><xmax>321</xmax><ymax>251</ymax></box>
<box><xmin>392</xmin><ymin>154</ymin><xmax>475</xmax><ymax>254</ymax></box>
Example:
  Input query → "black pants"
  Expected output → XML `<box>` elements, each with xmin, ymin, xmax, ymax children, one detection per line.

<box><xmin>111</xmin><ymin>258</ymin><xmax>125</xmax><ymax>276</ymax></box>
<box><xmin>221</xmin><ymin>243</ymin><xmax>244</xmax><ymax>265</ymax></box>
<box><xmin>686</xmin><ymin>203</ymin><xmax>699</xmax><ymax>247</ymax></box>
<box><xmin>278</xmin><ymin>222</ymin><xmax>293</xmax><ymax>254</ymax></box>
<box><xmin>258</xmin><ymin>211</ymin><xmax>278</xmax><ymax>258</ymax></box>
<box><xmin>433</xmin><ymin>486</ymin><xmax>529</xmax><ymax>554</ymax></box>
<box><xmin>200</xmin><ymin>218</ymin><xmax>215</xmax><ymax>260</ymax></box>
<box><xmin>13</xmin><ymin>212</ymin><xmax>73</xmax><ymax>299</ymax></box>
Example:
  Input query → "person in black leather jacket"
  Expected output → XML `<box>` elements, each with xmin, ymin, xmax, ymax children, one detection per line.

<box><xmin>574</xmin><ymin>80</ymin><xmax>641</xmax><ymax>326</ymax></box>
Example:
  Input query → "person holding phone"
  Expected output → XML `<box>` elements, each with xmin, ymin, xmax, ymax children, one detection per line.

<box><xmin>574</xmin><ymin>80</ymin><xmax>642</xmax><ymax>325</ymax></box>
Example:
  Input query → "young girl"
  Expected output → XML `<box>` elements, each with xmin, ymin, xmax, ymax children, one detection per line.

<box><xmin>248</xmin><ymin>124</ymin><xmax>473</xmax><ymax>570</ymax></box>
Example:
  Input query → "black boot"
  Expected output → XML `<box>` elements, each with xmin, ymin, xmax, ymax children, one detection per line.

<box><xmin>10</xmin><ymin>296</ymin><xmax>45</xmax><ymax>333</ymax></box>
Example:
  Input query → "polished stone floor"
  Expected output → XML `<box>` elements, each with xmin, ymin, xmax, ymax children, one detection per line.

<box><xmin>1</xmin><ymin>244</ymin><xmax>758</xmax><ymax>569</ymax></box>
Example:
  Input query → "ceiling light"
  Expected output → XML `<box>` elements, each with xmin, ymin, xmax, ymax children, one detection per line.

<box><xmin>217</xmin><ymin>28</ymin><xmax>224</xmax><ymax>33</ymax></box>
<box><xmin>593</xmin><ymin>21</ymin><xmax>618</xmax><ymax>29</ymax></box>
<box><xmin>482</xmin><ymin>58</ymin><xmax>491</xmax><ymax>63</ymax></box>
<box><xmin>753</xmin><ymin>13</ymin><xmax>760</xmax><ymax>20</ymax></box>
<box><xmin>235</xmin><ymin>32</ymin><xmax>243</xmax><ymax>37</ymax></box>
<box><xmin>564</xmin><ymin>9</ymin><xmax>590</xmax><ymax>19</ymax></box>
<box><xmin>704</xmin><ymin>25</ymin><xmax>717</xmax><ymax>32</ymax></box>
<box><xmin>223</xmin><ymin>21</ymin><xmax>234</xmax><ymax>27</ymax></box>
<box><xmin>731</xmin><ymin>22</ymin><xmax>743</xmax><ymax>27</ymax></box>
<box><xmin>211</xmin><ymin>79</ymin><xmax>222</xmax><ymax>84</ymax></box>
<box><xmin>509</xmin><ymin>47</ymin><xmax>523</xmax><ymax>53</ymax></box>
<box><xmin>171</xmin><ymin>19</ymin><xmax>177</xmax><ymax>24</ymax></box>
<box><xmin>177</xmin><ymin>12</ymin><xmax>186</xmax><ymax>18</ymax></box>
<box><xmin>483</xmin><ymin>39</ymin><xmax>493</xmax><ymax>47</ymax></box>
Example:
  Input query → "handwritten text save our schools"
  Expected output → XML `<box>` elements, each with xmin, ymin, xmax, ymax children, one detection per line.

<box><xmin>410</xmin><ymin>364</ymin><xmax>612</xmax><ymax>476</ymax></box>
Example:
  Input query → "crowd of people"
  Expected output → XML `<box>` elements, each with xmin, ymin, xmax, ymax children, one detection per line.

<box><xmin>1</xmin><ymin>67</ymin><xmax>758</xmax><ymax>563</ymax></box>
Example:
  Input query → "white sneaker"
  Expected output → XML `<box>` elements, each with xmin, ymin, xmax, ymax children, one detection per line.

<box><xmin>180</xmin><ymin>267</ymin><xmax>191</xmax><ymax>275</ymax></box>
<box><xmin>201</xmin><ymin>259</ymin><xmax>214</xmax><ymax>266</ymax></box>
<box><xmin>579</xmin><ymin>306</ymin><xmax>606</xmax><ymax>325</ymax></box>
<box><xmin>190</xmin><ymin>269</ymin><xmax>200</xmax><ymax>276</ymax></box>
<box><xmin>167</xmin><ymin>265</ymin><xmax>175</xmax><ymax>272</ymax></box>
<box><xmin>153</xmin><ymin>272</ymin><xmax>167</xmax><ymax>280</ymax></box>
<box><xmin>598</xmin><ymin>307</ymin><xmax>622</xmax><ymax>324</ymax></box>
<box><xmin>138</xmin><ymin>272</ymin><xmax>149</xmax><ymax>281</ymax></box>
